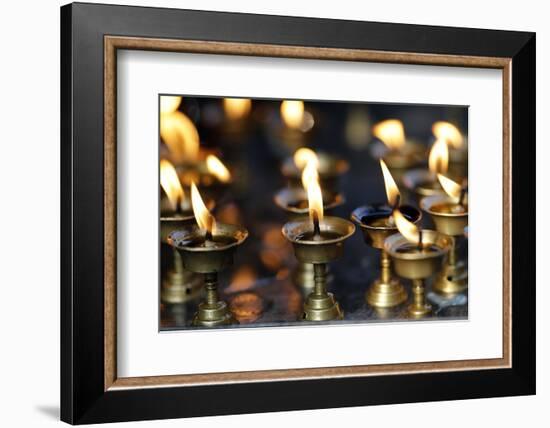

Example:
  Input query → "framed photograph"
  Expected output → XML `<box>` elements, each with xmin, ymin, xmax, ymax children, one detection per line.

<box><xmin>61</xmin><ymin>2</ymin><xmax>535</xmax><ymax>424</ymax></box>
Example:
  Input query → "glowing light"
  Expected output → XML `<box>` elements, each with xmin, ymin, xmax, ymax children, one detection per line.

<box><xmin>373</xmin><ymin>119</ymin><xmax>405</xmax><ymax>150</ymax></box>
<box><xmin>160</xmin><ymin>111</ymin><xmax>200</xmax><ymax>164</ymax></box>
<box><xmin>281</xmin><ymin>100</ymin><xmax>305</xmax><ymax>129</ymax></box>
<box><xmin>432</xmin><ymin>121</ymin><xmax>463</xmax><ymax>149</ymax></box>
<box><xmin>380</xmin><ymin>159</ymin><xmax>400</xmax><ymax>207</ymax></box>
<box><xmin>428</xmin><ymin>139</ymin><xmax>449</xmax><ymax>175</ymax></box>
<box><xmin>293</xmin><ymin>147</ymin><xmax>319</xmax><ymax>170</ymax></box>
<box><xmin>160</xmin><ymin>96</ymin><xmax>182</xmax><ymax>114</ymax></box>
<box><xmin>394</xmin><ymin>209</ymin><xmax>421</xmax><ymax>245</ymax></box>
<box><xmin>223</xmin><ymin>98</ymin><xmax>252</xmax><ymax>120</ymax></box>
<box><xmin>190</xmin><ymin>182</ymin><xmax>216</xmax><ymax>234</ymax></box>
<box><xmin>206</xmin><ymin>155</ymin><xmax>231</xmax><ymax>183</ymax></box>
<box><xmin>160</xmin><ymin>159</ymin><xmax>185</xmax><ymax>211</ymax></box>
<box><xmin>437</xmin><ymin>174</ymin><xmax>463</xmax><ymax>202</ymax></box>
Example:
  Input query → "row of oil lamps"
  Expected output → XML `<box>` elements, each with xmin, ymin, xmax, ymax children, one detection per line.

<box><xmin>159</xmin><ymin>96</ymin><xmax>468</xmax><ymax>327</ymax></box>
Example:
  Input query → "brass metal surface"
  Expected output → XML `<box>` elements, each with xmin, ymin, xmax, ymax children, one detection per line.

<box><xmin>283</xmin><ymin>216</ymin><xmax>355</xmax><ymax>321</ymax></box>
<box><xmin>351</xmin><ymin>205</ymin><xmax>421</xmax><ymax>307</ymax></box>
<box><xmin>421</xmin><ymin>195</ymin><xmax>469</xmax><ymax>294</ymax></box>
<box><xmin>168</xmin><ymin>223</ymin><xmax>248</xmax><ymax>326</ymax></box>
<box><xmin>282</xmin><ymin>216</ymin><xmax>355</xmax><ymax>264</ymax></box>
<box><xmin>385</xmin><ymin>231</ymin><xmax>452</xmax><ymax>317</ymax></box>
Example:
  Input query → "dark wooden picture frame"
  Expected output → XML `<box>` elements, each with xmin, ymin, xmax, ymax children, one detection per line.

<box><xmin>61</xmin><ymin>2</ymin><xmax>535</xmax><ymax>424</ymax></box>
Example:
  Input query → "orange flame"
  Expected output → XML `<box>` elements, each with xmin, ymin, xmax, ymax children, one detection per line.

<box><xmin>380</xmin><ymin>159</ymin><xmax>400</xmax><ymax>207</ymax></box>
<box><xmin>437</xmin><ymin>174</ymin><xmax>463</xmax><ymax>202</ymax></box>
<box><xmin>432</xmin><ymin>121</ymin><xmax>463</xmax><ymax>149</ymax></box>
<box><xmin>223</xmin><ymin>98</ymin><xmax>252</xmax><ymax>120</ymax></box>
<box><xmin>428</xmin><ymin>139</ymin><xmax>449</xmax><ymax>175</ymax></box>
<box><xmin>160</xmin><ymin>95</ymin><xmax>182</xmax><ymax>114</ymax></box>
<box><xmin>301</xmin><ymin>160</ymin><xmax>324</xmax><ymax>225</ymax></box>
<box><xmin>280</xmin><ymin>100</ymin><xmax>304</xmax><ymax>129</ymax></box>
<box><xmin>293</xmin><ymin>147</ymin><xmax>319</xmax><ymax>170</ymax></box>
<box><xmin>160</xmin><ymin>160</ymin><xmax>185</xmax><ymax>211</ymax></box>
<box><xmin>373</xmin><ymin>119</ymin><xmax>405</xmax><ymax>150</ymax></box>
<box><xmin>160</xmin><ymin>111</ymin><xmax>200</xmax><ymax>164</ymax></box>
<box><xmin>394</xmin><ymin>209</ymin><xmax>421</xmax><ymax>245</ymax></box>
<box><xmin>206</xmin><ymin>155</ymin><xmax>231</xmax><ymax>183</ymax></box>
<box><xmin>190</xmin><ymin>182</ymin><xmax>216</xmax><ymax>234</ymax></box>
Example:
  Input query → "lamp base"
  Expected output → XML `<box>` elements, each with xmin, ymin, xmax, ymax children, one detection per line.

<box><xmin>407</xmin><ymin>302</ymin><xmax>432</xmax><ymax>318</ymax></box>
<box><xmin>366</xmin><ymin>277</ymin><xmax>408</xmax><ymax>308</ymax></box>
<box><xmin>192</xmin><ymin>301</ymin><xmax>238</xmax><ymax>327</ymax></box>
<box><xmin>303</xmin><ymin>292</ymin><xmax>344</xmax><ymax>321</ymax></box>
<box><xmin>161</xmin><ymin>270</ymin><xmax>203</xmax><ymax>304</ymax></box>
<box><xmin>433</xmin><ymin>261</ymin><xmax>468</xmax><ymax>295</ymax></box>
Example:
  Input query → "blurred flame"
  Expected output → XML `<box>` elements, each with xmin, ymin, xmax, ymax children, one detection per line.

<box><xmin>373</xmin><ymin>119</ymin><xmax>405</xmax><ymax>150</ymax></box>
<box><xmin>428</xmin><ymin>139</ymin><xmax>449</xmax><ymax>175</ymax></box>
<box><xmin>294</xmin><ymin>147</ymin><xmax>319</xmax><ymax>169</ymax></box>
<box><xmin>281</xmin><ymin>100</ymin><xmax>304</xmax><ymax>129</ymax></box>
<box><xmin>190</xmin><ymin>182</ymin><xmax>216</xmax><ymax>234</ymax></box>
<box><xmin>380</xmin><ymin>159</ymin><xmax>400</xmax><ymax>207</ymax></box>
<box><xmin>437</xmin><ymin>174</ymin><xmax>463</xmax><ymax>201</ymax></box>
<box><xmin>223</xmin><ymin>98</ymin><xmax>252</xmax><ymax>120</ymax></box>
<box><xmin>160</xmin><ymin>160</ymin><xmax>185</xmax><ymax>211</ymax></box>
<box><xmin>301</xmin><ymin>160</ymin><xmax>324</xmax><ymax>224</ymax></box>
<box><xmin>160</xmin><ymin>111</ymin><xmax>199</xmax><ymax>163</ymax></box>
<box><xmin>206</xmin><ymin>155</ymin><xmax>231</xmax><ymax>183</ymax></box>
<box><xmin>433</xmin><ymin>121</ymin><xmax>463</xmax><ymax>149</ymax></box>
<box><xmin>394</xmin><ymin>209</ymin><xmax>420</xmax><ymax>245</ymax></box>
<box><xmin>160</xmin><ymin>96</ymin><xmax>182</xmax><ymax>114</ymax></box>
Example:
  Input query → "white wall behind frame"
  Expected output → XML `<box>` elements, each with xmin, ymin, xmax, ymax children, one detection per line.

<box><xmin>0</xmin><ymin>1</ymin><xmax>546</xmax><ymax>427</ymax></box>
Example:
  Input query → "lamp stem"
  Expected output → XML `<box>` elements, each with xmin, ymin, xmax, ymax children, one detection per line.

<box><xmin>313</xmin><ymin>263</ymin><xmax>327</xmax><ymax>296</ymax></box>
<box><xmin>204</xmin><ymin>272</ymin><xmax>219</xmax><ymax>306</ymax></box>
<box><xmin>172</xmin><ymin>248</ymin><xmax>184</xmax><ymax>274</ymax></box>
<box><xmin>380</xmin><ymin>250</ymin><xmax>391</xmax><ymax>284</ymax></box>
<box><xmin>412</xmin><ymin>279</ymin><xmax>426</xmax><ymax>309</ymax></box>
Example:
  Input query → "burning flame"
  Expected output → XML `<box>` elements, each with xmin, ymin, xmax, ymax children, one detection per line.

<box><xmin>160</xmin><ymin>160</ymin><xmax>185</xmax><ymax>211</ymax></box>
<box><xmin>394</xmin><ymin>209</ymin><xmax>421</xmax><ymax>245</ymax></box>
<box><xmin>301</xmin><ymin>158</ymin><xmax>320</xmax><ymax>192</ymax></box>
<box><xmin>437</xmin><ymin>174</ymin><xmax>463</xmax><ymax>202</ymax></box>
<box><xmin>293</xmin><ymin>147</ymin><xmax>319</xmax><ymax>170</ymax></box>
<box><xmin>206</xmin><ymin>155</ymin><xmax>231</xmax><ymax>183</ymax></box>
<box><xmin>301</xmin><ymin>160</ymin><xmax>324</xmax><ymax>225</ymax></box>
<box><xmin>432</xmin><ymin>121</ymin><xmax>464</xmax><ymax>149</ymax></box>
<box><xmin>380</xmin><ymin>159</ymin><xmax>400</xmax><ymax>207</ymax></box>
<box><xmin>223</xmin><ymin>98</ymin><xmax>252</xmax><ymax>120</ymax></box>
<box><xmin>160</xmin><ymin>111</ymin><xmax>200</xmax><ymax>164</ymax></box>
<box><xmin>190</xmin><ymin>182</ymin><xmax>216</xmax><ymax>234</ymax></box>
<box><xmin>428</xmin><ymin>139</ymin><xmax>449</xmax><ymax>175</ymax></box>
<box><xmin>281</xmin><ymin>100</ymin><xmax>304</xmax><ymax>129</ymax></box>
<box><xmin>373</xmin><ymin>119</ymin><xmax>405</xmax><ymax>150</ymax></box>
<box><xmin>160</xmin><ymin>96</ymin><xmax>182</xmax><ymax>114</ymax></box>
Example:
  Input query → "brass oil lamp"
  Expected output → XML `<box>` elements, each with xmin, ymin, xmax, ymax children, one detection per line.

<box><xmin>420</xmin><ymin>174</ymin><xmax>468</xmax><ymax>295</ymax></box>
<box><xmin>160</xmin><ymin>160</ymin><xmax>214</xmax><ymax>304</ymax></box>
<box><xmin>168</xmin><ymin>183</ymin><xmax>248</xmax><ymax>327</ymax></box>
<box><xmin>274</xmin><ymin>176</ymin><xmax>345</xmax><ymax>292</ymax></box>
<box><xmin>369</xmin><ymin>119</ymin><xmax>425</xmax><ymax>184</ymax></box>
<box><xmin>385</xmin><ymin>209</ymin><xmax>452</xmax><ymax>318</ymax></box>
<box><xmin>281</xmin><ymin>147</ymin><xmax>349</xmax><ymax>193</ymax></box>
<box><xmin>351</xmin><ymin>160</ymin><xmax>421</xmax><ymax>308</ymax></box>
<box><xmin>281</xmin><ymin>158</ymin><xmax>355</xmax><ymax>321</ymax></box>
